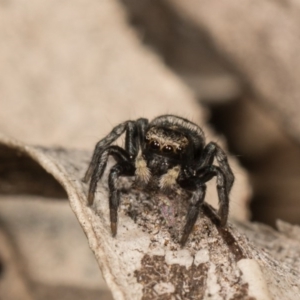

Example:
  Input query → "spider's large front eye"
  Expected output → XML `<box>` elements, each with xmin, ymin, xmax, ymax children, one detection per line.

<box><xmin>162</xmin><ymin>145</ymin><xmax>173</xmax><ymax>153</ymax></box>
<box><xmin>150</xmin><ymin>140</ymin><xmax>160</xmax><ymax>150</ymax></box>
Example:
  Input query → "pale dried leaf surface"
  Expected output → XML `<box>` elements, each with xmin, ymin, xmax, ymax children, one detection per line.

<box><xmin>0</xmin><ymin>133</ymin><xmax>299</xmax><ymax>300</ymax></box>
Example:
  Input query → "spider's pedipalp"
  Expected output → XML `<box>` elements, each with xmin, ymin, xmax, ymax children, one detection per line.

<box><xmin>159</xmin><ymin>166</ymin><xmax>180</xmax><ymax>190</ymax></box>
<box><xmin>135</xmin><ymin>151</ymin><xmax>151</xmax><ymax>183</ymax></box>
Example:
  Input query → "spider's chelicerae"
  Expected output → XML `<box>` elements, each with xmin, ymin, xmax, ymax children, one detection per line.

<box><xmin>83</xmin><ymin>115</ymin><xmax>234</xmax><ymax>245</ymax></box>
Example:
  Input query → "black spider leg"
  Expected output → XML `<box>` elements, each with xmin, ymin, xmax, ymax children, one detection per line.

<box><xmin>83</xmin><ymin>120</ymin><xmax>133</xmax><ymax>183</ymax></box>
<box><xmin>180</xmin><ymin>185</ymin><xmax>206</xmax><ymax>246</ymax></box>
<box><xmin>198</xmin><ymin>142</ymin><xmax>234</xmax><ymax>194</ymax></box>
<box><xmin>87</xmin><ymin>146</ymin><xmax>129</xmax><ymax>205</ymax></box>
<box><xmin>86</xmin><ymin>145</ymin><xmax>135</xmax><ymax>234</ymax></box>
<box><xmin>85</xmin><ymin>119</ymin><xmax>143</xmax><ymax>203</ymax></box>
<box><xmin>109</xmin><ymin>118</ymin><xmax>148</xmax><ymax>235</ymax></box>
<box><xmin>178</xmin><ymin>165</ymin><xmax>229</xmax><ymax>245</ymax></box>
<box><xmin>126</xmin><ymin>118</ymin><xmax>149</xmax><ymax>156</ymax></box>
<box><xmin>108</xmin><ymin>152</ymin><xmax>135</xmax><ymax>236</ymax></box>
<box><xmin>86</xmin><ymin>119</ymin><xmax>149</xmax><ymax>234</ymax></box>
<box><xmin>178</xmin><ymin>165</ymin><xmax>215</xmax><ymax>246</ymax></box>
<box><xmin>207</xmin><ymin>165</ymin><xmax>229</xmax><ymax>227</ymax></box>
<box><xmin>136</xmin><ymin>118</ymin><xmax>149</xmax><ymax>150</ymax></box>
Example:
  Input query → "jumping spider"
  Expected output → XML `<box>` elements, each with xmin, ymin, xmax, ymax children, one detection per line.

<box><xmin>83</xmin><ymin>115</ymin><xmax>234</xmax><ymax>245</ymax></box>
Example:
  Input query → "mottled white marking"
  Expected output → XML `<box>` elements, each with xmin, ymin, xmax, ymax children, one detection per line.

<box><xmin>159</xmin><ymin>166</ymin><xmax>180</xmax><ymax>189</ymax></box>
<box><xmin>165</xmin><ymin>249</ymin><xmax>193</xmax><ymax>268</ymax></box>
<box><xmin>238</xmin><ymin>259</ymin><xmax>272</xmax><ymax>300</ymax></box>
<box><xmin>149</xmin><ymin>247</ymin><xmax>165</xmax><ymax>256</ymax></box>
<box><xmin>135</xmin><ymin>153</ymin><xmax>151</xmax><ymax>183</ymax></box>
<box><xmin>153</xmin><ymin>282</ymin><xmax>175</xmax><ymax>295</ymax></box>
<box><xmin>194</xmin><ymin>249</ymin><xmax>209</xmax><ymax>266</ymax></box>
<box><xmin>204</xmin><ymin>264</ymin><xmax>222</xmax><ymax>300</ymax></box>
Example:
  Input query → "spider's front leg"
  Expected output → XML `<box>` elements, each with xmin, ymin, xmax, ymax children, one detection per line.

<box><xmin>84</xmin><ymin>118</ymin><xmax>149</xmax><ymax>236</ymax></box>
<box><xmin>108</xmin><ymin>159</ymin><xmax>135</xmax><ymax>236</ymax></box>
<box><xmin>87</xmin><ymin>146</ymin><xmax>132</xmax><ymax>205</ymax></box>
<box><xmin>178</xmin><ymin>164</ymin><xmax>230</xmax><ymax>245</ymax></box>
<box><xmin>84</xmin><ymin>119</ymin><xmax>145</xmax><ymax>202</ymax></box>
<box><xmin>86</xmin><ymin>145</ymin><xmax>135</xmax><ymax>235</ymax></box>
<box><xmin>180</xmin><ymin>185</ymin><xmax>206</xmax><ymax>246</ymax></box>
<box><xmin>83</xmin><ymin>121</ymin><xmax>133</xmax><ymax>183</ymax></box>
<box><xmin>177</xmin><ymin>166</ymin><xmax>215</xmax><ymax>245</ymax></box>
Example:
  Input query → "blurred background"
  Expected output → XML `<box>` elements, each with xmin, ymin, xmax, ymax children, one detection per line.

<box><xmin>1</xmin><ymin>0</ymin><xmax>300</xmax><ymax>299</ymax></box>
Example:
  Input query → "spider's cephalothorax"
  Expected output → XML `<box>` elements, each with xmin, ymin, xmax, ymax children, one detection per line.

<box><xmin>83</xmin><ymin>115</ymin><xmax>234</xmax><ymax>245</ymax></box>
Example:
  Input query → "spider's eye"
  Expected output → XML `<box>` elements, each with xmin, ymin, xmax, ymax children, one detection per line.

<box><xmin>150</xmin><ymin>140</ymin><xmax>160</xmax><ymax>150</ymax></box>
<box><xmin>162</xmin><ymin>145</ymin><xmax>173</xmax><ymax>153</ymax></box>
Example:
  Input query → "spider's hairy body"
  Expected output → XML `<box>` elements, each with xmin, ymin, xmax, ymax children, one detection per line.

<box><xmin>83</xmin><ymin>114</ymin><xmax>234</xmax><ymax>246</ymax></box>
